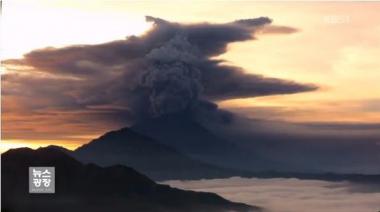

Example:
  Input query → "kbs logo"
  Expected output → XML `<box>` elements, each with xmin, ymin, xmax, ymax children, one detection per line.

<box><xmin>29</xmin><ymin>167</ymin><xmax>55</xmax><ymax>193</ymax></box>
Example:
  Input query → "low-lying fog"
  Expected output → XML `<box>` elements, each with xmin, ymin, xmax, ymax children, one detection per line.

<box><xmin>164</xmin><ymin>177</ymin><xmax>380</xmax><ymax>212</ymax></box>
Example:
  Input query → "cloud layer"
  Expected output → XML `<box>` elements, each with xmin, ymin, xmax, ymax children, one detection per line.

<box><xmin>164</xmin><ymin>177</ymin><xmax>380</xmax><ymax>212</ymax></box>
<box><xmin>3</xmin><ymin>16</ymin><xmax>316</xmax><ymax>126</ymax></box>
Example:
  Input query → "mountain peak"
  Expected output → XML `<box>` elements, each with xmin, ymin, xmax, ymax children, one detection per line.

<box><xmin>73</xmin><ymin>126</ymin><xmax>247</xmax><ymax>180</ymax></box>
<box><xmin>130</xmin><ymin>112</ymin><xmax>248</xmax><ymax>170</ymax></box>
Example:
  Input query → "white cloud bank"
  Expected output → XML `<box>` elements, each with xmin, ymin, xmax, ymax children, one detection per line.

<box><xmin>163</xmin><ymin>177</ymin><xmax>380</xmax><ymax>212</ymax></box>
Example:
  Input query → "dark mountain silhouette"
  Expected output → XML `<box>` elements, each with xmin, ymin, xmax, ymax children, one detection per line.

<box><xmin>131</xmin><ymin>113</ymin><xmax>237</xmax><ymax>156</ymax></box>
<box><xmin>131</xmin><ymin>113</ymin><xmax>278</xmax><ymax>171</ymax></box>
<box><xmin>127</xmin><ymin>114</ymin><xmax>380</xmax><ymax>183</ymax></box>
<box><xmin>73</xmin><ymin>128</ymin><xmax>251</xmax><ymax>180</ymax></box>
<box><xmin>2</xmin><ymin>147</ymin><xmax>258</xmax><ymax>212</ymax></box>
<box><xmin>72</xmin><ymin>115</ymin><xmax>380</xmax><ymax>183</ymax></box>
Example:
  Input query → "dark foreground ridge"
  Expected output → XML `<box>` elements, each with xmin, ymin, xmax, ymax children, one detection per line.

<box><xmin>2</xmin><ymin>147</ymin><xmax>258</xmax><ymax>212</ymax></box>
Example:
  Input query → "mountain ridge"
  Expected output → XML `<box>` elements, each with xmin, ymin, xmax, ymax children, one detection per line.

<box><xmin>2</xmin><ymin>147</ymin><xmax>258</xmax><ymax>212</ymax></box>
<box><xmin>73</xmin><ymin>127</ymin><xmax>251</xmax><ymax>180</ymax></box>
<box><xmin>130</xmin><ymin>113</ymin><xmax>266</xmax><ymax>171</ymax></box>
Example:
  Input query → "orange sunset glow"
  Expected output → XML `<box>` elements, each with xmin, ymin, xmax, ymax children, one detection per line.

<box><xmin>2</xmin><ymin>0</ymin><xmax>380</xmax><ymax>152</ymax></box>
<box><xmin>3</xmin><ymin>2</ymin><xmax>380</xmax><ymax>212</ymax></box>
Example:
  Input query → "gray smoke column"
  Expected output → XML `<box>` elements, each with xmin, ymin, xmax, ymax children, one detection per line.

<box><xmin>137</xmin><ymin>33</ymin><xmax>203</xmax><ymax>117</ymax></box>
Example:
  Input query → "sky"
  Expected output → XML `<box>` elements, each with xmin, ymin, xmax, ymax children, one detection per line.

<box><xmin>1</xmin><ymin>0</ymin><xmax>380</xmax><ymax>152</ymax></box>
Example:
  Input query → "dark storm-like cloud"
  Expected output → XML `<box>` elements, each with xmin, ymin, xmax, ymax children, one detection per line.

<box><xmin>200</xmin><ymin>61</ymin><xmax>315</xmax><ymax>100</ymax></box>
<box><xmin>3</xmin><ymin>16</ymin><xmax>317</xmax><ymax>121</ymax></box>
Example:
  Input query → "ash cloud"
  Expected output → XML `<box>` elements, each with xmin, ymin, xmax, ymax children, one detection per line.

<box><xmin>3</xmin><ymin>16</ymin><xmax>317</xmax><ymax>122</ymax></box>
